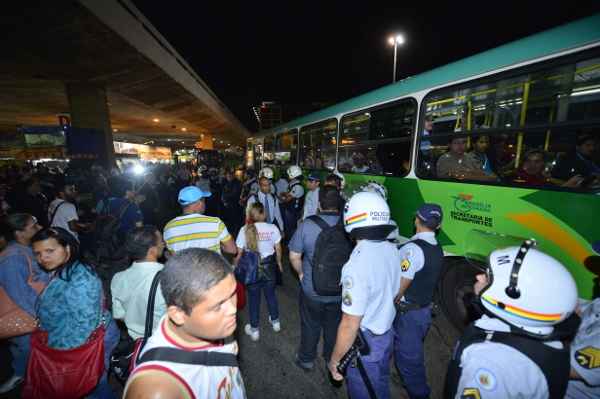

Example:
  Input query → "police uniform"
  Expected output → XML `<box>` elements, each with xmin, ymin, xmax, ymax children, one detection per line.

<box><xmin>447</xmin><ymin>315</ymin><xmax>569</xmax><ymax>399</ymax></box>
<box><xmin>341</xmin><ymin>239</ymin><xmax>401</xmax><ymax>399</ymax></box>
<box><xmin>393</xmin><ymin>231</ymin><xmax>443</xmax><ymax>399</ymax></box>
<box><xmin>566</xmin><ymin>298</ymin><xmax>600</xmax><ymax>399</ymax></box>
<box><xmin>283</xmin><ymin>178</ymin><xmax>304</xmax><ymax>240</ymax></box>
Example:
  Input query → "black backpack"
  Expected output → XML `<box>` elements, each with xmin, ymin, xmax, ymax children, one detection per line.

<box><xmin>308</xmin><ymin>215</ymin><xmax>353</xmax><ymax>296</ymax></box>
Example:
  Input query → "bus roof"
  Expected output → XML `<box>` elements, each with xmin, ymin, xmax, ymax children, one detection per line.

<box><xmin>259</xmin><ymin>14</ymin><xmax>600</xmax><ymax>137</ymax></box>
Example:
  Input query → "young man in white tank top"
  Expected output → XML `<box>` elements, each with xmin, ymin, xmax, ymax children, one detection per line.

<box><xmin>124</xmin><ymin>248</ymin><xmax>246</xmax><ymax>399</ymax></box>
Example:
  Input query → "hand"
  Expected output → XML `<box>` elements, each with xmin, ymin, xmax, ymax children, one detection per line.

<box><xmin>394</xmin><ymin>295</ymin><xmax>401</xmax><ymax>305</ymax></box>
<box><xmin>563</xmin><ymin>175</ymin><xmax>584</xmax><ymax>188</ymax></box>
<box><xmin>278</xmin><ymin>263</ymin><xmax>283</xmax><ymax>272</ymax></box>
<box><xmin>298</xmin><ymin>273</ymin><xmax>304</xmax><ymax>282</ymax></box>
<box><xmin>328</xmin><ymin>360</ymin><xmax>344</xmax><ymax>381</ymax></box>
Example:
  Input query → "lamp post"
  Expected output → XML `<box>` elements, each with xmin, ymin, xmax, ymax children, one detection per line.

<box><xmin>387</xmin><ymin>34</ymin><xmax>405</xmax><ymax>83</ymax></box>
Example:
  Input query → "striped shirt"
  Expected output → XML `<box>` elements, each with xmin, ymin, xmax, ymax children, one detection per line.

<box><xmin>163</xmin><ymin>213</ymin><xmax>232</xmax><ymax>254</ymax></box>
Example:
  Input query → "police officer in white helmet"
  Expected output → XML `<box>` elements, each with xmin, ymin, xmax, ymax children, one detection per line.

<box><xmin>328</xmin><ymin>191</ymin><xmax>401</xmax><ymax>399</ymax></box>
<box><xmin>259</xmin><ymin>167</ymin><xmax>277</xmax><ymax>195</ymax></box>
<box><xmin>445</xmin><ymin>240</ymin><xmax>579</xmax><ymax>399</ymax></box>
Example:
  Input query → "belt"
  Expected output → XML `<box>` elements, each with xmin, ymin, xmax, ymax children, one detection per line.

<box><xmin>396</xmin><ymin>301</ymin><xmax>430</xmax><ymax>314</ymax></box>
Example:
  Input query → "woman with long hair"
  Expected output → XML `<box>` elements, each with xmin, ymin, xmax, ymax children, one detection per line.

<box><xmin>31</xmin><ymin>227</ymin><xmax>119</xmax><ymax>398</ymax></box>
<box><xmin>235</xmin><ymin>202</ymin><xmax>283</xmax><ymax>342</ymax></box>
<box><xmin>0</xmin><ymin>213</ymin><xmax>48</xmax><ymax>394</ymax></box>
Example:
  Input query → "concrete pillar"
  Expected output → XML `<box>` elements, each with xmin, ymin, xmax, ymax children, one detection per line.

<box><xmin>65</xmin><ymin>82</ymin><xmax>115</xmax><ymax>167</ymax></box>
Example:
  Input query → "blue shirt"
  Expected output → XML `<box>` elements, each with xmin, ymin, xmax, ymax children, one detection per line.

<box><xmin>37</xmin><ymin>262</ymin><xmax>108</xmax><ymax>349</ymax></box>
<box><xmin>289</xmin><ymin>213</ymin><xmax>341</xmax><ymax>303</ymax></box>
<box><xmin>0</xmin><ymin>242</ymin><xmax>50</xmax><ymax>316</ymax></box>
<box><xmin>100</xmin><ymin>197</ymin><xmax>143</xmax><ymax>237</ymax></box>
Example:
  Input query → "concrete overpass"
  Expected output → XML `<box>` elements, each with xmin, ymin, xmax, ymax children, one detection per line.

<box><xmin>0</xmin><ymin>0</ymin><xmax>250</xmax><ymax>164</ymax></box>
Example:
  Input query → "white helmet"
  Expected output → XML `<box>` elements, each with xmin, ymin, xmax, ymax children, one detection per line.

<box><xmin>333</xmin><ymin>170</ymin><xmax>346</xmax><ymax>189</ymax></box>
<box><xmin>343</xmin><ymin>191</ymin><xmax>390</xmax><ymax>233</ymax></box>
<box><xmin>259</xmin><ymin>167</ymin><xmax>274</xmax><ymax>180</ymax></box>
<box><xmin>361</xmin><ymin>181</ymin><xmax>388</xmax><ymax>200</ymax></box>
<box><xmin>287</xmin><ymin>165</ymin><xmax>302</xmax><ymax>179</ymax></box>
<box><xmin>479</xmin><ymin>240</ymin><xmax>578</xmax><ymax>336</ymax></box>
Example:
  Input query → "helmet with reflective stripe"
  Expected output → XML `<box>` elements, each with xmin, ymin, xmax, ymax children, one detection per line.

<box><xmin>343</xmin><ymin>191</ymin><xmax>390</xmax><ymax>233</ymax></box>
<box><xmin>479</xmin><ymin>240</ymin><xmax>578</xmax><ymax>336</ymax></box>
<box><xmin>360</xmin><ymin>181</ymin><xmax>388</xmax><ymax>201</ymax></box>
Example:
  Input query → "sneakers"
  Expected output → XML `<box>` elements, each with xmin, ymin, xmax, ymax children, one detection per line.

<box><xmin>244</xmin><ymin>324</ymin><xmax>260</xmax><ymax>341</ymax></box>
<box><xmin>294</xmin><ymin>353</ymin><xmax>314</xmax><ymax>372</ymax></box>
<box><xmin>0</xmin><ymin>375</ymin><xmax>23</xmax><ymax>394</ymax></box>
<box><xmin>269</xmin><ymin>316</ymin><xmax>281</xmax><ymax>332</ymax></box>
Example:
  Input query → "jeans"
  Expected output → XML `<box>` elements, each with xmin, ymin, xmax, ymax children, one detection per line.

<box><xmin>393</xmin><ymin>306</ymin><xmax>432</xmax><ymax>399</ymax></box>
<box><xmin>88</xmin><ymin>319</ymin><xmax>120</xmax><ymax>399</ymax></box>
<box><xmin>247</xmin><ymin>279</ymin><xmax>279</xmax><ymax>329</ymax></box>
<box><xmin>297</xmin><ymin>290</ymin><xmax>341</xmax><ymax>363</ymax></box>
<box><xmin>346</xmin><ymin>329</ymin><xmax>393</xmax><ymax>399</ymax></box>
<box><xmin>8</xmin><ymin>334</ymin><xmax>30</xmax><ymax>377</ymax></box>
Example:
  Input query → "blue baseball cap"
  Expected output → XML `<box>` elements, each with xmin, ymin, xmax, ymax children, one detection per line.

<box><xmin>178</xmin><ymin>186</ymin><xmax>211</xmax><ymax>205</ymax></box>
<box><xmin>307</xmin><ymin>173</ymin><xmax>320</xmax><ymax>181</ymax></box>
<box><xmin>416</xmin><ymin>203</ymin><xmax>443</xmax><ymax>229</ymax></box>
<box><xmin>592</xmin><ymin>241</ymin><xmax>600</xmax><ymax>255</ymax></box>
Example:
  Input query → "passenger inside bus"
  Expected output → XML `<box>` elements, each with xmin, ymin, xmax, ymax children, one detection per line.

<box><xmin>510</xmin><ymin>149</ymin><xmax>584</xmax><ymax>188</ymax></box>
<box><xmin>468</xmin><ymin>135</ymin><xmax>498</xmax><ymax>179</ymax></box>
<box><xmin>551</xmin><ymin>133</ymin><xmax>600</xmax><ymax>188</ymax></box>
<box><xmin>436</xmin><ymin>136</ymin><xmax>496</xmax><ymax>181</ymax></box>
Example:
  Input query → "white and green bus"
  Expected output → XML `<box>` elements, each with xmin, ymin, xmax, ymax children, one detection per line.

<box><xmin>247</xmin><ymin>15</ymin><xmax>600</xmax><ymax>329</ymax></box>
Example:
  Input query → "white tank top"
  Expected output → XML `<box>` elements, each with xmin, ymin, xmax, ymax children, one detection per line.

<box><xmin>125</xmin><ymin>316</ymin><xmax>246</xmax><ymax>399</ymax></box>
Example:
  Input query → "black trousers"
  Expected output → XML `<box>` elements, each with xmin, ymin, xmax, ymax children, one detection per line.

<box><xmin>297</xmin><ymin>289</ymin><xmax>342</xmax><ymax>364</ymax></box>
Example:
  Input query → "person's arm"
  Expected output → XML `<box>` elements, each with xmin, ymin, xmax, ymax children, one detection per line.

<box><xmin>125</xmin><ymin>372</ymin><xmax>186</xmax><ymax>399</ymax></box>
<box><xmin>275</xmin><ymin>242</ymin><xmax>283</xmax><ymax>272</ymax></box>
<box><xmin>394</xmin><ymin>277</ymin><xmax>413</xmax><ymax>304</ymax></box>
<box><xmin>0</xmin><ymin>254</ymin><xmax>41</xmax><ymax>316</ymax></box>
<box><xmin>289</xmin><ymin>251</ymin><xmax>303</xmax><ymax>279</ymax></box>
<box><xmin>233</xmin><ymin>247</ymin><xmax>243</xmax><ymax>265</ymax></box>
<box><xmin>328</xmin><ymin>313</ymin><xmax>362</xmax><ymax>381</ymax></box>
<box><xmin>110</xmin><ymin>274</ymin><xmax>126</xmax><ymax>320</ymax></box>
<box><xmin>274</xmin><ymin>198</ymin><xmax>285</xmax><ymax>234</ymax></box>
<box><xmin>221</xmin><ymin>237</ymin><xmax>237</xmax><ymax>255</ymax></box>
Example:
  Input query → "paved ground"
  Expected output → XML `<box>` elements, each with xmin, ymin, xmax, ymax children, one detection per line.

<box><xmin>0</xmin><ymin>259</ymin><xmax>460</xmax><ymax>399</ymax></box>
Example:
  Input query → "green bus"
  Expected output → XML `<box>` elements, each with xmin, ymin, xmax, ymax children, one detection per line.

<box><xmin>247</xmin><ymin>15</ymin><xmax>600</xmax><ymax>329</ymax></box>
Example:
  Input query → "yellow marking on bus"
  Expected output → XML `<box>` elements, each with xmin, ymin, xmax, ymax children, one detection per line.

<box><xmin>507</xmin><ymin>212</ymin><xmax>591</xmax><ymax>264</ymax></box>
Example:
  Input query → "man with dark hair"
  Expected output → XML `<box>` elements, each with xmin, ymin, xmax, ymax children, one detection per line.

<box><xmin>47</xmin><ymin>183</ymin><xmax>89</xmax><ymax>241</ymax></box>
<box><xmin>552</xmin><ymin>133</ymin><xmax>599</xmax><ymax>186</ymax></box>
<box><xmin>437</xmin><ymin>136</ymin><xmax>493</xmax><ymax>180</ymax></box>
<box><xmin>97</xmin><ymin>177</ymin><xmax>143</xmax><ymax>239</ymax></box>
<box><xmin>289</xmin><ymin>186</ymin><xmax>347</xmax><ymax>371</ymax></box>
<box><xmin>124</xmin><ymin>248</ymin><xmax>246</xmax><ymax>399</ymax></box>
<box><xmin>111</xmin><ymin>226</ymin><xmax>166</xmax><ymax>340</ymax></box>
<box><xmin>12</xmin><ymin>177</ymin><xmax>48</xmax><ymax>227</ymax></box>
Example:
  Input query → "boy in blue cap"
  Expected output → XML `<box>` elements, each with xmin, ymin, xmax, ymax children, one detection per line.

<box><xmin>393</xmin><ymin>203</ymin><xmax>444</xmax><ymax>399</ymax></box>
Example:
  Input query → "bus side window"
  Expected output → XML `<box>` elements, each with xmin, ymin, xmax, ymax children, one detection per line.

<box><xmin>299</xmin><ymin>119</ymin><xmax>337</xmax><ymax>171</ymax></box>
<box><xmin>339</xmin><ymin>99</ymin><xmax>415</xmax><ymax>176</ymax></box>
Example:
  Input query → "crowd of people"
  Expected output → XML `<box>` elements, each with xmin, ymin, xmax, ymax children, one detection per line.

<box><xmin>0</xmin><ymin>159</ymin><xmax>598</xmax><ymax>399</ymax></box>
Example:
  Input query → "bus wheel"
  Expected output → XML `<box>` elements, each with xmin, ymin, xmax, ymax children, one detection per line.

<box><xmin>438</xmin><ymin>258</ymin><xmax>483</xmax><ymax>332</ymax></box>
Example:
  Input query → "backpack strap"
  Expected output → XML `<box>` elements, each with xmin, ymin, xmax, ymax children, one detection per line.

<box><xmin>135</xmin><ymin>271</ymin><xmax>162</xmax><ymax>365</ymax></box>
<box><xmin>49</xmin><ymin>200</ymin><xmax>67</xmax><ymax>225</ymax></box>
<box><xmin>138</xmin><ymin>347</ymin><xmax>238</xmax><ymax>367</ymax></box>
<box><xmin>307</xmin><ymin>215</ymin><xmax>329</xmax><ymax>231</ymax></box>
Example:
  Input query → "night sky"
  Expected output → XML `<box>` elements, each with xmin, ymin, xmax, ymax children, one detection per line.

<box><xmin>132</xmin><ymin>2</ymin><xmax>600</xmax><ymax>132</ymax></box>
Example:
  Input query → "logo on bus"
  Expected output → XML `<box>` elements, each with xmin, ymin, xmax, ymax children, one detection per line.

<box><xmin>452</xmin><ymin>193</ymin><xmax>491</xmax><ymax>213</ymax></box>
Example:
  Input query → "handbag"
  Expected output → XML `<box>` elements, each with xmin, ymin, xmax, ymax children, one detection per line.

<box><xmin>22</xmin><ymin>286</ymin><xmax>106</xmax><ymax>399</ymax></box>
<box><xmin>110</xmin><ymin>271</ymin><xmax>162</xmax><ymax>384</ymax></box>
<box><xmin>234</xmin><ymin>250</ymin><xmax>260</xmax><ymax>285</ymax></box>
<box><xmin>0</xmin><ymin>248</ymin><xmax>46</xmax><ymax>340</ymax></box>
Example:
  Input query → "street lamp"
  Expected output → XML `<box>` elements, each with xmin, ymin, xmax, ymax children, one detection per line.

<box><xmin>388</xmin><ymin>34</ymin><xmax>405</xmax><ymax>83</ymax></box>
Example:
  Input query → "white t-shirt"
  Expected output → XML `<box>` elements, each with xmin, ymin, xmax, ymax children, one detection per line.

<box><xmin>48</xmin><ymin>199</ymin><xmax>79</xmax><ymax>240</ymax></box>
<box><xmin>235</xmin><ymin>222</ymin><xmax>281</xmax><ymax>259</ymax></box>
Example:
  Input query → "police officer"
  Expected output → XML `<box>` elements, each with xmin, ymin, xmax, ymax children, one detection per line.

<box><xmin>445</xmin><ymin>241</ymin><xmax>578</xmax><ymax>399</ymax></box>
<box><xmin>565</xmin><ymin>240</ymin><xmax>600</xmax><ymax>399</ymax></box>
<box><xmin>393</xmin><ymin>203</ymin><xmax>444</xmax><ymax>399</ymax></box>
<box><xmin>259</xmin><ymin>166</ymin><xmax>277</xmax><ymax>195</ymax></box>
<box><xmin>239</xmin><ymin>168</ymin><xmax>258</xmax><ymax>206</ymax></box>
<box><xmin>328</xmin><ymin>191</ymin><xmax>401</xmax><ymax>399</ymax></box>
<box><xmin>280</xmin><ymin>165</ymin><xmax>305</xmax><ymax>241</ymax></box>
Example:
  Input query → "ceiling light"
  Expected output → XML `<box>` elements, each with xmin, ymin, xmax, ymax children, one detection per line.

<box><xmin>153</xmin><ymin>118</ymin><xmax>160</xmax><ymax>123</ymax></box>
<box><xmin>181</xmin><ymin>127</ymin><xmax>187</xmax><ymax>132</ymax></box>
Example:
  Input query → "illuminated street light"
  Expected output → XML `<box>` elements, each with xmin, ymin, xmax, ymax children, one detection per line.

<box><xmin>181</xmin><ymin>127</ymin><xmax>187</xmax><ymax>132</ymax></box>
<box><xmin>387</xmin><ymin>33</ymin><xmax>405</xmax><ymax>83</ymax></box>
<box><xmin>152</xmin><ymin>118</ymin><xmax>160</xmax><ymax>123</ymax></box>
